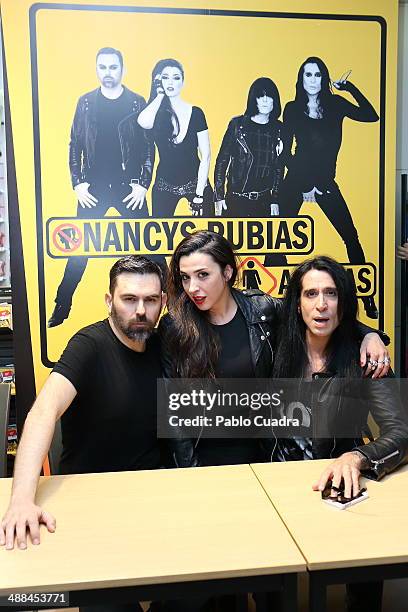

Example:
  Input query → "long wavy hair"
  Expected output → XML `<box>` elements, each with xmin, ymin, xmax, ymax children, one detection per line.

<box><xmin>166</xmin><ymin>231</ymin><xmax>239</xmax><ymax>378</ymax></box>
<box><xmin>244</xmin><ymin>77</ymin><xmax>281</xmax><ymax>120</ymax></box>
<box><xmin>273</xmin><ymin>256</ymin><xmax>361</xmax><ymax>379</ymax></box>
<box><xmin>149</xmin><ymin>58</ymin><xmax>185</xmax><ymax>143</ymax></box>
<box><xmin>294</xmin><ymin>56</ymin><xmax>333</xmax><ymax>117</ymax></box>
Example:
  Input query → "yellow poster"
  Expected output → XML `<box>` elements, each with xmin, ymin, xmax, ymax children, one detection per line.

<box><xmin>1</xmin><ymin>0</ymin><xmax>398</xmax><ymax>388</ymax></box>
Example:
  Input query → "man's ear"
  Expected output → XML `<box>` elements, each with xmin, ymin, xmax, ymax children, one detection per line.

<box><xmin>224</xmin><ymin>265</ymin><xmax>233</xmax><ymax>283</ymax></box>
<box><xmin>105</xmin><ymin>293</ymin><xmax>112</xmax><ymax>313</ymax></box>
<box><xmin>161</xmin><ymin>292</ymin><xmax>167</xmax><ymax>310</ymax></box>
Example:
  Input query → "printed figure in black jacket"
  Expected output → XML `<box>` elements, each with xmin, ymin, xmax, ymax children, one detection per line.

<box><xmin>280</xmin><ymin>57</ymin><xmax>379</xmax><ymax>319</ymax></box>
<box><xmin>48</xmin><ymin>47</ymin><xmax>154</xmax><ymax>327</ymax></box>
<box><xmin>273</xmin><ymin>256</ymin><xmax>408</xmax><ymax>612</ymax></box>
<box><xmin>214</xmin><ymin>77</ymin><xmax>284</xmax><ymax>219</ymax></box>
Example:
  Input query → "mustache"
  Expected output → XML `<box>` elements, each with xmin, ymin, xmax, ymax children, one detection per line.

<box><xmin>134</xmin><ymin>314</ymin><xmax>147</xmax><ymax>323</ymax></box>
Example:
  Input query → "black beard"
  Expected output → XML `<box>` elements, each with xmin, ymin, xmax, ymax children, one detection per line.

<box><xmin>110</xmin><ymin>306</ymin><xmax>153</xmax><ymax>343</ymax></box>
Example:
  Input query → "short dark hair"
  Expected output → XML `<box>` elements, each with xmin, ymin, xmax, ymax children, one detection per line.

<box><xmin>244</xmin><ymin>77</ymin><xmax>281</xmax><ymax>119</ymax></box>
<box><xmin>96</xmin><ymin>47</ymin><xmax>124</xmax><ymax>70</ymax></box>
<box><xmin>109</xmin><ymin>255</ymin><xmax>164</xmax><ymax>294</ymax></box>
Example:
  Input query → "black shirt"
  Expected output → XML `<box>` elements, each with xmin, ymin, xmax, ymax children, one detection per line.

<box><xmin>92</xmin><ymin>89</ymin><xmax>130</xmax><ymax>183</ymax></box>
<box><xmin>198</xmin><ymin>309</ymin><xmax>260</xmax><ymax>466</ymax></box>
<box><xmin>212</xmin><ymin>308</ymin><xmax>254</xmax><ymax>378</ymax></box>
<box><xmin>245</xmin><ymin>120</ymin><xmax>281</xmax><ymax>192</ymax></box>
<box><xmin>53</xmin><ymin>320</ymin><xmax>162</xmax><ymax>474</ymax></box>
<box><xmin>155</xmin><ymin>106</ymin><xmax>208</xmax><ymax>185</ymax></box>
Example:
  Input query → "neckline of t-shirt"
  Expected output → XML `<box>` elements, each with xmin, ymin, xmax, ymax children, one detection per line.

<box><xmin>172</xmin><ymin>105</ymin><xmax>195</xmax><ymax>145</ymax></box>
<box><xmin>210</xmin><ymin>307</ymin><xmax>242</xmax><ymax>329</ymax></box>
<box><xmin>98</xmin><ymin>88</ymin><xmax>125</xmax><ymax>102</ymax></box>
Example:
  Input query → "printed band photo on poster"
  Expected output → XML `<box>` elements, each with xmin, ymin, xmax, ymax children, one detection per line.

<box><xmin>5</xmin><ymin>3</ymin><xmax>387</xmax><ymax>368</ymax></box>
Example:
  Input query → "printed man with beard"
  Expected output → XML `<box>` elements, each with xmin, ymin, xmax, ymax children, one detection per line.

<box><xmin>1</xmin><ymin>256</ymin><xmax>166</xmax><ymax>555</ymax></box>
<box><xmin>48</xmin><ymin>47</ymin><xmax>154</xmax><ymax>327</ymax></box>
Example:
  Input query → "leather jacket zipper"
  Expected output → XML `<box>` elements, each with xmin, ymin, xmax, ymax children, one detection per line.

<box><xmin>118</xmin><ymin>110</ymin><xmax>137</xmax><ymax>171</ymax></box>
<box><xmin>369</xmin><ymin>449</ymin><xmax>399</xmax><ymax>466</ymax></box>
<box><xmin>237</xmin><ymin>128</ymin><xmax>253</xmax><ymax>191</ymax></box>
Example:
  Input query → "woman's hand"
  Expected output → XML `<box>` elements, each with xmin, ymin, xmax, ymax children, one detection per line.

<box><xmin>313</xmin><ymin>451</ymin><xmax>363</xmax><ymax>499</ymax></box>
<box><xmin>397</xmin><ymin>242</ymin><xmax>408</xmax><ymax>261</ymax></box>
<box><xmin>215</xmin><ymin>200</ymin><xmax>227</xmax><ymax>216</ymax></box>
<box><xmin>190</xmin><ymin>195</ymin><xmax>204</xmax><ymax>217</ymax></box>
<box><xmin>360</xmin><ymin>332</ymin><xmax>390</xmax><ymax>378</ymax></box>
<box><xmin>154</xmin><ymin>75</ymin><xmax>164</xmax><ymax>96</ymax></box>
<box><xmin>302</xmin><ymin>186</ymin><xmax>323</xmax><ymax>202</ymax></box>
<box><xmin>332</xmin><ymin>69</ymin><xmax>352</xmax><ymax>91</ymax></box>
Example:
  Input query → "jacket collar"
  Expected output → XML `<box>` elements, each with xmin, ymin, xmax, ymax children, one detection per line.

<box><xmin>231</xmin><ymin>288</ymin><xmax>266</xmax><ymax>325</ymax></box>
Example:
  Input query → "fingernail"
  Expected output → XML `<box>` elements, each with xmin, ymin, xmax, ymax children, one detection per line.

<box><xmin>33</xmin><ymin>539</ymin><xmax>39</xmax><ymax>545</ymax></box>
<box><xmin>19</xmin><ymin>543</ymin><xmax>26</xmax><ymax>550</ymax></box>
<box><xmin>6</xmin><ymin>543</ymin><xmax>12</xmax><ymax>550</ymax></box>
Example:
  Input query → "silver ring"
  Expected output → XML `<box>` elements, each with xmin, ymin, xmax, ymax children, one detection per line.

<box><xmin>377</xmin><ymin>359</ymin><xmax>385</xmax><ymax>364</ymax></box>
<box><xmin>384</xmin><ymin>357</ymin><xmax>391</xmax><ymax>365</ymax></box>
<box><xmin>370</xmin><ymin>360</ymin><xmax>378</xmax><ymax>368</ymax></box>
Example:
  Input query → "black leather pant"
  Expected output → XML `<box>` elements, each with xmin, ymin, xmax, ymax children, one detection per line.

<box><xmin>54</xmin><ymin>182</ymin><xmax>148</xmax><ymax>308</ymax></box>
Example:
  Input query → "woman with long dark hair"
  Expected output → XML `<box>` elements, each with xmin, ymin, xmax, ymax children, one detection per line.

<box><xmin>161</xmin><ymin>230</ymin><xmax>280</xmax><ymax>467</ymax></box>
<box><xmin>138</xmin><ymin>58</ymin><xmax>213</xmax><ymax>217</ymax></box>
<box><xmin>281</xmin><ymin>57</ymin><xmax>379</xmax><ymax>319</ymax></box>
<box><xmin>160</xmin><ymin>231</ymin><xmax>390</xmax><ymax>468</ymax></box>
<box><xmin>214</xmin><ymin>77</ymin><xmax>284</xmax><ymax>219</ymax></box>
<box><xmin>273</xmin><ymin>256</ymin><xmax>408</xmax><ymax>612</ymax></box>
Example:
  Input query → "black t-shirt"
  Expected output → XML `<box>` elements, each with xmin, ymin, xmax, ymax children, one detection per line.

<box><xmin>198</xmin><ymin>309</ymin><xmax>260</xmax><ymax>466</ymax></box>
<box><xmin>212</xmin><ymin>308</ymin><xmax>254</xmax><ymax>378</ymax></box>
<box><xmin>155</xmin><ymin>106</ymin><xmax>208</xmax><ymax>185</ymax></box>
<box><xmin>53</xmin><ymin>320</ymin><xmax>162</xmax><ymax>474</ymax></box>
<box><xmin>92</xmin><ymin>89</ymin><xmax>130</xmax><ymax>183</ymax></box>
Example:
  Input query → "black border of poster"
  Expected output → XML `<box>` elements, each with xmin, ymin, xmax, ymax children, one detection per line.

<box><xmin>2</xmin><ymin>20</ymin><xmax>37</xmax><ymax>432</ymax></box>
<box><xmin>28</xmin><ymin>4</ymin><xmax>387</xmax><ymax>368</ymax></box>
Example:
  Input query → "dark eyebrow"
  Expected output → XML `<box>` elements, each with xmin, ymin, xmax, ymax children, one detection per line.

<box><xmin>181</xmin><ymin>267</ymin><xmax>209</xmax><ymax>274</ymax></box>
<box><xmin>122</xmin><ymin>293</ymin><xmax>161</xmax><ymax>299</ymax></box>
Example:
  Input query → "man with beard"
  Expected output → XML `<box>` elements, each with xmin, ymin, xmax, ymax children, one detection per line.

<box><xmin>48</xmin><ymin>47</ymin><xmax>154</xmax><ymax>327</ymax></box>
<box><xmin>1</xmin><ymin>256</ymin><xmax>166</xmax><ymax>551</ymax></box>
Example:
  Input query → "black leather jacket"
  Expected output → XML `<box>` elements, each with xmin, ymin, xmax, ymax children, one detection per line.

<box><xmin>275</xmin><ymin>371</ymin><xmax>408</xmax><ymax>481</ymax></box>
<box><xmin>214</xmin><ymin>115</ymin><xmax>284</xmax><ymax>201</ymax></box>
<box><xmin>69</xmin><ymin>86</ymin><xmax>154</xmax><ymax>189</ymax></box>
<box><xmin>159</xmin><ymin>288</ymin><xmax>282</xmax><ymax>467</ymax></box>
<box><xmin>159</xmin><ymin>289</ymin><xmax>391</xmax><ymax>469</ymax></box>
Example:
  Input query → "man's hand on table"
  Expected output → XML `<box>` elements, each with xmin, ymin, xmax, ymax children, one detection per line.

<box><xmin>312</xmin><ymin>451</ymin><xmax>364</xmax><ymax>500</ymax></box>
<box><xmin>0</xmin><ymin>499</ymin><xmax>56</xmax><ymax>550</ymax></box>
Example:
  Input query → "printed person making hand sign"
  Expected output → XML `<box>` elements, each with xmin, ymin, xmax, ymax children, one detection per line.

<box><xmin>137</xmin><ymin>58</ymin><xmax>213</xmax><ymax>218</ymax></box>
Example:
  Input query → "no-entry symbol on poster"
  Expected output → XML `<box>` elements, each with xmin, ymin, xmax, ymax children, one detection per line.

<box><xmin>52</xmin><ymin>222</ymin><xmax>83</xmax><ymax>253</ymax></box>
